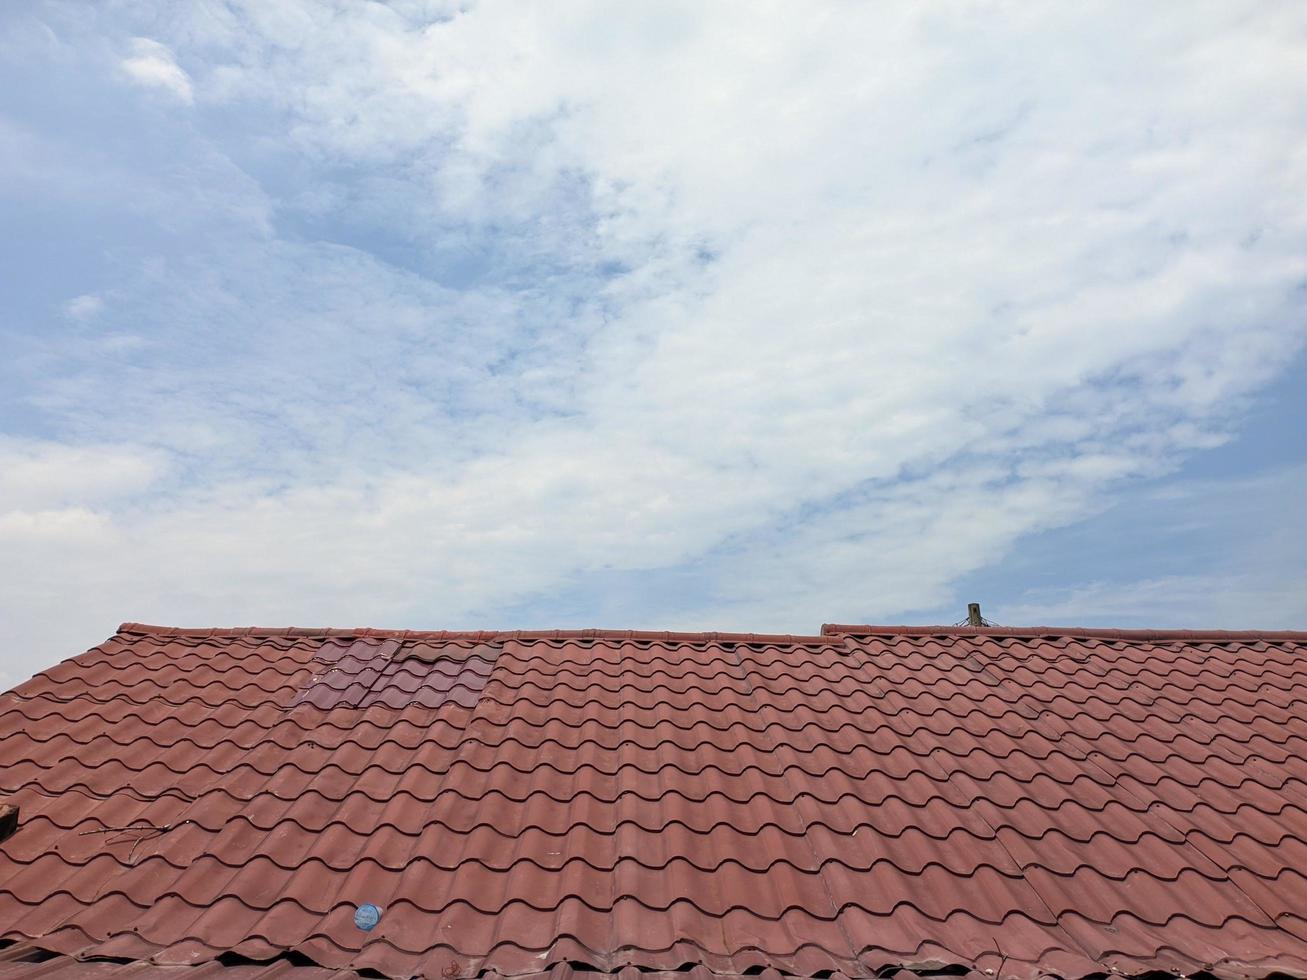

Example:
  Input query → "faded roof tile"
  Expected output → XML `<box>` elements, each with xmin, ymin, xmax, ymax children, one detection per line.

<box><xmin>2</xmin><ymin>623</ymin><xmax>1307</xmax><ymax>980</ymax></box>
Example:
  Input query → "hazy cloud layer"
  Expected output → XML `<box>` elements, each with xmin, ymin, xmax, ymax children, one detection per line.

<box><xmin>2</xmin><ymin>1</ymin><xmax>1306</xmax><ymax>678</ymax></box>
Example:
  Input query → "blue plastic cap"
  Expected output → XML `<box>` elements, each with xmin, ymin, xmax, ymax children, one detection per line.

<box><xmin>354</xmin><ymin>903</ymin><xmax>382</xmax><ymax>931</ymax></box>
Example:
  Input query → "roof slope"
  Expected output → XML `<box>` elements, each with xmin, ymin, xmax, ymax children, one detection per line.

<box><xmin>2</xmin><ymin>622</ymin><xmax>1307</xmax><ymax>980</ymax></box>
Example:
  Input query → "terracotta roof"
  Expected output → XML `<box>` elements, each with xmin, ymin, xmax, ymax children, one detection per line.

<box><xmin>2</xmin><ymin>621</ymin><xmax>1307</xmax><ymax>980</ymax></box>
<box><xmin>0</xmin><ymin>945</ymin><xmax>831</xmax><ymax>980</ymax></box>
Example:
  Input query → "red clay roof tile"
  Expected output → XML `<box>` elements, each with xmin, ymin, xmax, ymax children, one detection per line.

<box><xmin>3</xmin><ymin>623</ymin><xmax>1307</xmax><ymax>980</ymax></box>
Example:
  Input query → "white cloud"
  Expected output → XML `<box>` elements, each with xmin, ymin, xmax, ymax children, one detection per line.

<box><xmin>63</xmin><ymin>294</ymin><xmax>103</xmax><ymax>320</ymax></box>
<box><xmin>0</xmin><ymin>507</ymin><xmax>116</xmax><ymax>543</ymax></box>
<box><xmin>120</xmin><ymin>37</ymin><xmax>193</xmax><ymax>103</ymax></box>
<box><xmin>0</xmin><ymin>439</ymin><xmax>167</xmax><ymax>511</ymax></box>
<box><xmin>2</xmin><ymin>2</ymin><xmax>1307</xmax><ymax>675</ymax></box>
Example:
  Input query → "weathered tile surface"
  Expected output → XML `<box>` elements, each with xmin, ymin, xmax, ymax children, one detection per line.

<box><xmin>2</xmin><ymin>622</ymin><xmax>1306</xmax><ymax>980</ymax></box>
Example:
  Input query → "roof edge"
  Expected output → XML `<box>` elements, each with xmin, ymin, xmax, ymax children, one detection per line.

<box><xmin>117</xmin><ymin>621</ymin><xmax>1307</xmax><ymax>644</ymax></box>
<box><xmin>116</xmin><ymin>622</ymin><xmax>836</xmax><ymax>645</ymax></box>
<box><xmin>821</xmin><ymin>623</ymin><xmax>1307</xmax><ymax>641</ymax></box>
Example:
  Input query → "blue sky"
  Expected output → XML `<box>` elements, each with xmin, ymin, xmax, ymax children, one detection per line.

<box><xmin>2</xmin><ymin>1</ymin><xmax>1306</xmax><ymax>684</ymax></box>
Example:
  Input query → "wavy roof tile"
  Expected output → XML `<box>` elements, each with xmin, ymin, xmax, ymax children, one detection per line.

<box><xmin>2</xmin><ymin>622</ymin><xmax>1307</xmax><ymax>980</ymax></box>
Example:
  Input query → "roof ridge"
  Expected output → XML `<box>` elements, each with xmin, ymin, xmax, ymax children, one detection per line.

<box><xmin>821</xmin><ymin>623</ymin><xmax>1307</xmax><ymax>641</ymax></box>
<box><xmin>116</xmin><ymin>621</ymin><xmax>1307</xmax><ymax>643</ymax></box>
<box><xmin>115</xmin><ymin>622</ymin><xmax>836</xmax><ymax>644</ymax></box>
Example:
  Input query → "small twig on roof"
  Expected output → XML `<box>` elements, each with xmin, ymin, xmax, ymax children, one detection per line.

<box><xmin>78</xmin><ymin>819</ymin><xmax>194</xmax><ymax>837</ymax></box>
<box><xmin>78</xmin><ymin>820</ymin><xmax>197</xmax><ymax>863</ymax></box>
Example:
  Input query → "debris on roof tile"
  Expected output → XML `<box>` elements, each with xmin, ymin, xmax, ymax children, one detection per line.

<box><xmin>2</xmin><ymin>621</ymin><xmax>1307</xmax><ymax>980</ymax></box>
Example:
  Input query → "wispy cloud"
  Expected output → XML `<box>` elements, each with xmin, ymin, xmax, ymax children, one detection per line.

<box><xmin>1</xmin><ymin>1</ymin><xmax>1306</xmax><ymax>673</ymax></box>
<box><xmin>1005</xmin><ymin>574</ymin><xmax>1307</xmax><ymax>630</ymax></box>
<box><xmin>63</xmin><ymin>294</ymin><xmax>103</xmax><ymax>320</ymax></box>
<box><xmin>120</xmin><ymin>38</ymin><xmax>192</xmax><ymax>103</ymax></box>
<box><xmin>992</xmin><ymin>464</ymin><xmax>1307</xmax><ymax>629</ymax></box>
